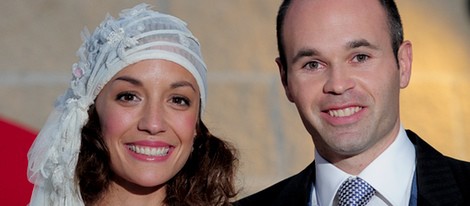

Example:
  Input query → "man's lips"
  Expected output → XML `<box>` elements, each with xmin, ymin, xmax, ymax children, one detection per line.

<box><xmin>326</xmin><ymin>106</ymin><xmax>363</xmax><ymax>117</ymax></box>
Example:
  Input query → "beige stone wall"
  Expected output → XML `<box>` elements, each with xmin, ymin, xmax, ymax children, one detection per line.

<box><xmin>1</xmin><ymin>0</ymin><xmax>469</xmax><ymax>198</ymax></box>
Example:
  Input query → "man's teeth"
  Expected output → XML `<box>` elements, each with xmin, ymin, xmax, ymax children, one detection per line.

<box><xmin>328</xmin><ymin>106</ymin><xmax>362</xmax><ymax>117</ymax></box>
<box><xmin>127</xmin><ymin>145</ymin><xmax>170</xmax><ymax>156</ymax></box>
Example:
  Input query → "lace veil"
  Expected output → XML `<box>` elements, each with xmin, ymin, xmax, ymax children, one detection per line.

<box><xmin>27</xmin><ymin>3</ymin><xmax>207</xmax><ymax>205</ymax></box>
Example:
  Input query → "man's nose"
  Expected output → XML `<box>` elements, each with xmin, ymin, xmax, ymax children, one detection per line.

<box><xmin>323</xmin><ymin>67</ymin><xmax>355</xmax><ymax>95</ymax></box>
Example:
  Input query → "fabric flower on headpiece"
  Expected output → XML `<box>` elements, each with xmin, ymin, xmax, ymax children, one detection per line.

<box><xmin>106</xmin><ymin>28</ymin><xmax>125</xmax><ymax>45</ymax></box>
<box><xmin>100</xmin><ymin>16</ymin><xmax>139</xmax><ymax>60</ymax></box>
<box><xmin>72</xmin><ymin>64</ymin><xmax>85</xmax><ymax>79</ymax></box>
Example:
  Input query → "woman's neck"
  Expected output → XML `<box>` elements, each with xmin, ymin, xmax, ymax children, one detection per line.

<box><xmin>94</xmin><ymin>180</ymin><xmax>166</xmax><ymax>206</ymax></box>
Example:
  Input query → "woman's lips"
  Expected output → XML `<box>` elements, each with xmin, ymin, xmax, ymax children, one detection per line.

<box><xmin>126</xmin><ymin>144</ymin><xmax>171</xmax><ymax>157</ymax></box>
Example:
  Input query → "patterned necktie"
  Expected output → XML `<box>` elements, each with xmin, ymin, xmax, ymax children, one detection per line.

<box><xmin>337</xmin><ymin>177</ymin><xmax>376</xmax><ymax>206</ymax></box>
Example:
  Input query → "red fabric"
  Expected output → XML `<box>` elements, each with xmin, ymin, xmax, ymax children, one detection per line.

<box><xmin>0</xmin><ymin>117</ymin><xmax>36</xmax><ymax>205</ymax></box>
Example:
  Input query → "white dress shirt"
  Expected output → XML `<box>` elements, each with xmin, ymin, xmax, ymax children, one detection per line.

<box><xmin>311</xmin><ymin>126</ymin><xmax>416</xmax><ymax>206</ymax></box>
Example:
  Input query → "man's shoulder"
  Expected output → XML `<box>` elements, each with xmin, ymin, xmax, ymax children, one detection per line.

<box><xmin>407</xmin><ymin>130</ymin><xmax>470</xmax><ymax>167</ymax></box>
<box><xmin>407</xmin><ymin>129</ymin><xmax>470</xmax><ymax>171</ymax></box>
<box><xmin>440</xmin><ymin>151</ymin><xmax>470</xmax><ymax>182</ymax></box>
<box><xmin>234</xmin><ymin>162</ymin><xmax>315</xmax><ymax>206</ymax></box>
<box><xmin>407</xmin><ymin>129</ymin><xmax>470</xmax><ymax>204</ymax></box>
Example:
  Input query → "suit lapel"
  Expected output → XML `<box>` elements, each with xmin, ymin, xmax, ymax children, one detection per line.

<box><xmin>407</xmin><ymin>130</ymin><xmax>463</xmax><ymax>205</ymax></box>
<box><xmin>276</xmin><ymin>161</ymin><xmax>316</xmax><ymax>206</ymax></box>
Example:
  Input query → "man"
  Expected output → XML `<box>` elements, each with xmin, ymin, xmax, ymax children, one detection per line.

<box><xmin>236</xmin><ymin>0</ymin><xmax>470</xmax><ymax>205</ymax></box>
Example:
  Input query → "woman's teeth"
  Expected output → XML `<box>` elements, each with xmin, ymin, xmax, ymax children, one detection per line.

<box><xmin>127</xmin><ymin>145</ymin><xmax>170</xmax><ymax>156</ymax></box>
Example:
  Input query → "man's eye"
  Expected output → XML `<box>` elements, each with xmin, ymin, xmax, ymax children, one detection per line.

<box><xmin>304</xmin><ymin>61</ymin><xmax>322</xmax><ymax>70</ymax></box>
<box><xmin>353</xmin><ymin>54</ymin><xmax>369</xmax><ymax>63</ymax></box>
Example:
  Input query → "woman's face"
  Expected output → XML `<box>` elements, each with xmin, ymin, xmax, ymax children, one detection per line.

<box><xmin>95</xmin><ymin>59</ymin><xmax>200</xmax><ymax>191</ymax></box>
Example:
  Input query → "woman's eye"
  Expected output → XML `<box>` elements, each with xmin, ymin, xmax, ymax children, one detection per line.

<box><xmin>353</xmin><ymin>54</ymin><xmax>369</xmax><ymax>63</ymax></box>
<box><xmin>116</xmin><ymin>92</ymin><xmax>139</xmax><ymax>102</ymax></box>
<box><xmin>171</xmin><ymin>96</ymin><xmax>190</xmax><ymax>106</ymax></box>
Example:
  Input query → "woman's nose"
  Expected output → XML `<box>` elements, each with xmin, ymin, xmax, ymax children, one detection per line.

<box><xmin>137</xmin><ymin>104</ymin><xmax>166</xmax><ymax>135</ymax></box>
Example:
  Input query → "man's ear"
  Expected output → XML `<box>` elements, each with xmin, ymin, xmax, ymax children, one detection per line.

<box><xmin>397</xmin><ymin>40</ymin><xmax>413</xmax><ymax>88</ymax></box>
<box><xmin>276</xmin><ymin>57</ymin><xmax>294</xmax><ymax>102</ymax></box>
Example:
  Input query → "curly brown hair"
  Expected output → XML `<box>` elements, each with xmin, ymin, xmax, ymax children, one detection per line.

<box><xmin>76</xmin><ymin>105</ymin><xmax>238</xmax><ymax>205</ymax></box>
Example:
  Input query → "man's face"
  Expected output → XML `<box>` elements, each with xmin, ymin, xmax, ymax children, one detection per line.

<box><xmin>279</xmin><ymin>0</ymin><xmax>411</xmax><ymax>162</ymax></box>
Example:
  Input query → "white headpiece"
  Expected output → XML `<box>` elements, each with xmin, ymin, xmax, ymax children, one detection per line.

<box><xmin>27</xmin><ymin>4</ymin><xmax>207</xmax><ymax>205</ymax></box>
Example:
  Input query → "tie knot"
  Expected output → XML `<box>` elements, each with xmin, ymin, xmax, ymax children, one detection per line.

<box><xmin>337</xmin><ymin>177</ymin><xmax>376</xmax><ymax>206</ymax></box>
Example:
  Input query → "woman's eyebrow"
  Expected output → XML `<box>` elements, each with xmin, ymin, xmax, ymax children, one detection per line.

<box><xmin>114</xmin><ymin>76</ymin><xmax>142</xmax><ymax>86</ymax></box>
<box><xmin>171</xmin><ymin>81</ymin><xmax>196</xmax><ymax>92</ymax></box>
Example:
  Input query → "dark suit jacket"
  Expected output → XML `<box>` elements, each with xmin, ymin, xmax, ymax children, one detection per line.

<box><xmin>235</xmin><ymin>130</ymin><xmax>470</xmax><ymax>206</ymax></box>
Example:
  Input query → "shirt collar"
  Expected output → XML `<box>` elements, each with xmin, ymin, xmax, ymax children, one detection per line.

<box><xmin>314</xmin><ymin>126</ymin><xmax>416</xmax><ymax>206</ymax></box>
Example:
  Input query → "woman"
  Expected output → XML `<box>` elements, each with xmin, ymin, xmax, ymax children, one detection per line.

<box><xmin>27</xmin><ymin>4</ymin><xmax>237</xmax><ymax>206</ymax></box>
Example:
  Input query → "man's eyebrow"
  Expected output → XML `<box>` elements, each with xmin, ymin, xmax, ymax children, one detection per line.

<box><xmin>290</xmin><ymin>40</ymin><xmax>378</xmax><ymax>64</ymax></box>
<box><xmin>346</xmin><ymin>39</ymin><xmax>379</xmax><ymax>50</ymax></box>
<box><xmin>292</xmin><ymin>48</ymin><xmax>320</xmax><ymax>64</ymax></box>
